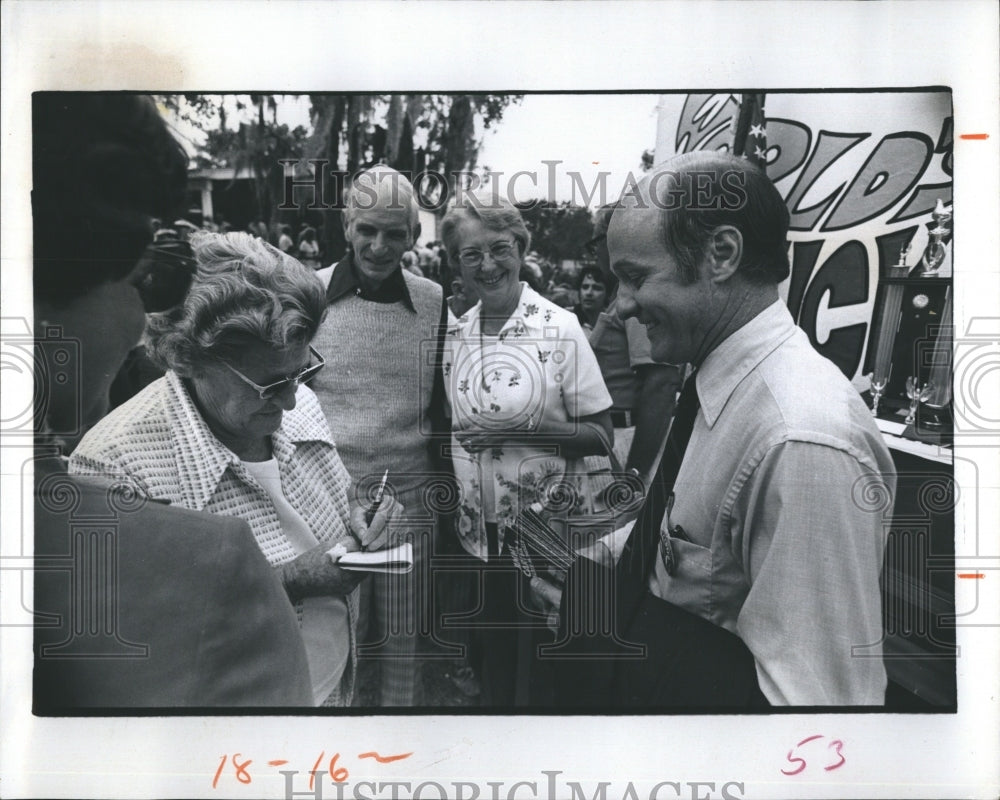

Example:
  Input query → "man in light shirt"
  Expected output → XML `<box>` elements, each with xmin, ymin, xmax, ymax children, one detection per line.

<box><xmin>604</xmin><ymin>151</ymin><xmax>895</xmax><ymax>706</ymax></box>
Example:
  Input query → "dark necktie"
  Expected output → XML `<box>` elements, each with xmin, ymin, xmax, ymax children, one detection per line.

<box><xmin>617</xmin><ymin>371</ymin><xmax>701</xmax><ymax>601</ymax></box>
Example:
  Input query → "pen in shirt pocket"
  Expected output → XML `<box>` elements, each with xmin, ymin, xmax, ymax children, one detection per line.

<box><xmin>665</xmin><ymin>491</ymin><xmax>691</xmax><ymax>542</ymax></box>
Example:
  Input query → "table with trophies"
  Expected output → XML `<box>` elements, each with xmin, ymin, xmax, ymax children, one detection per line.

<box><xmin>862</xmin><ymin>200</ymin><xmax>956</xmax><ymax>708</ymax></box>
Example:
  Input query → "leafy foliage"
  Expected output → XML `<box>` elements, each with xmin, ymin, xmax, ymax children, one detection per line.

<box><xmin>304</xmin><ymin>94</ymin><xmax>523</xmax><ymax>259</ymax></box>
<box><xmin>517</xmin><ymin>200</ymin><xmax>594</xmax><ymax>264</ymax></box>
<box><xmin>158</xmin><ymin>93</ymin><xmax>523</xmax><ymax>261</ymax></box>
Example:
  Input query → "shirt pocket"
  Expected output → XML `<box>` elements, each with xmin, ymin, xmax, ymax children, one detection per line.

<box><xmin>657</xmin><ymin>529</ymin><xmax>715</xmax><ymax>617</ymax></box>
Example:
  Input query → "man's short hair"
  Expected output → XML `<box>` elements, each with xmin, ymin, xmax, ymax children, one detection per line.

<box><xmin>644</xmin><ymin>151</ymin><xmax>790</xmax><ymax>285</ymax></box>
<box><xmin>343</xmin><ymin>165</ymin><xmax>419</xmax><ymax>231</ymax></box>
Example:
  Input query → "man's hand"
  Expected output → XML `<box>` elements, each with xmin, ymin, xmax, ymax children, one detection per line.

<box><xmin>279</xmin><ymin>539</ymin><xmax>366</xmax><ymax>603</ymax></box>
<box><xmin>529</xmin><ymin>576</ymin><xmax>563</xmax><ymax>635</ymax></box>
<box><xmin>349</xmin><ymin>494</ymin><xmax>403</xmax><ymax>551</ymax></box>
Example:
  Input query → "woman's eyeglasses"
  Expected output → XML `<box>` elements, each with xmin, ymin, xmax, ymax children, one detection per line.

<box><xmin>457</xmin><ymin>240</ymin><xmax>517</xmax><ymax>268</ymax></box>
<box><xmin>222</xmin><ymin>346</ymin><xmax>326</xmax><ymax>400</ymax></box>
<box><xmin>129</xmin><ymin>238</ymin><xmax>197</xmax><ymax>313</ymax></box>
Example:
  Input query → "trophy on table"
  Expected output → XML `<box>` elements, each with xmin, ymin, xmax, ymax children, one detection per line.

<box><xmin>904</xmin><ymin>377</ymin><xmax>934</xmax><ymax>427</ymax></box>
<box><xmin>867</xmin><ymin>372</ymin><xmax>888</xmax><ymax>417</ymax></box>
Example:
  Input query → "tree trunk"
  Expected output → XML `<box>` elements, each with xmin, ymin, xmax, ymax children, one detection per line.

<box><xmin>444</xmin><ymin>95</ymin><xmax>475</xmax><ymax>203</ymax></box>
<box><xmin>384</xmin><ymin>94</ymin><xmax>404</xmax><ymax>164</ymax></box>
<box><xmin>324</xmin><ymin>97</ymin><xmax>348</xmax><ymax>262</ymax></box>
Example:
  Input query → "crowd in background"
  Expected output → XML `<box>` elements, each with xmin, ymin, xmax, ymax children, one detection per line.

<box><xmin>151</xmin><ymin>214</ymin><xmax>608</xmax><ymax>323</ymax></box>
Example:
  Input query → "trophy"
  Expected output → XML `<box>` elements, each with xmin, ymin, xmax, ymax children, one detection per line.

<box><xmin>891</xmin><ymin>242</ymin><xmax>912</xmax><ymax>278</ymax></box>
<box><xmin>913</xmin><ymin>199</ymin><xmax>952</xmax><ymax>277</ymax></box>
<box><xmin>865</xmin><ymin>197</ymin><xmax>953</xmax><ymax>444</ymax></box>
<box><xmin>904</xmin><ymin>377</ymin><xmax>934</xmax><ymax>427</ymax></box>
<box><xmin>867</xmin><ymin>372</ymin><xmax>888</xmax><ymax>417</ymax></box>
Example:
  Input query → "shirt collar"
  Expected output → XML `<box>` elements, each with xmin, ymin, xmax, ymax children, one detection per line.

<box><xmin>696</xmin><ymin>299</ymin><xmax>798</xmax><ymax>428</ymax></box>
<box><xmin>448</xmin><ymin>283</ymin><xmax>550</xmax><ymax>339</ymax></box>
<box><xmin>161</xmin><ymin>371</ymin><xmax>335</xmax><ymax>510</ymax></box>
<box><xmin>325</xmin><ymin>250</ymin><xmax>416</xmax><ymax>311</ymax></box>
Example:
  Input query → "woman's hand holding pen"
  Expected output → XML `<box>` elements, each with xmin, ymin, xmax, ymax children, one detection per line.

<box><xmin>349</xmin><ymin>494</ymin><xmax>403</xmax><ymax>552</ymax></box>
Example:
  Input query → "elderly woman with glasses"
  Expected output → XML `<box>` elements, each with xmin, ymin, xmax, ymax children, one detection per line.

<box><xmin>440</xmin><ymin>196</ymin><xmax>613</xmax><ymax>705</ymax></box>
<box><xmin>70</xmin><ymin>230</ymin><xmax>397</xmax><ymax>707</ymax></box>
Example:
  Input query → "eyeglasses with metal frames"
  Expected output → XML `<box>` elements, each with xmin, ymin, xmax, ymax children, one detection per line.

<box><xmin>457</xmin><ymin>240</ymin><xmax>517</xmax><ymax>268</ymax></box>
<box><xmin>221</xmin><ymin>345</ymin><xmax>326</xmax><ymax>400</ymax></box>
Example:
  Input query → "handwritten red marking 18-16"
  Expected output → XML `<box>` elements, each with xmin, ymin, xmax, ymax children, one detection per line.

<box><xmin>212</xmin><ymin>750</ymin><xmax>412</xmax><ymax>788</ymax></box>
<box><xmin>781</xmin><ymin>735</ymin><xmax>846</xmax><ymax>776</ymax></box>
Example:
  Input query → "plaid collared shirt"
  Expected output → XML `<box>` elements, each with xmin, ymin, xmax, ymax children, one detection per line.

<box><xmin>70</xmin><ymin>371</ymin><xmax>354</xmax><ymax>563</ymax></box>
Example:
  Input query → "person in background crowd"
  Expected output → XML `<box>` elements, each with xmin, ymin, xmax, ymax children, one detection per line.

<box><xmin>277</xmin><ymin>224</ymin><xmax>295</xmax><ymax>253</ymax></box>
<box><xmin>173</xmin><ymin>218</ymin><xmax>198</xmax><ymax>242</ymax></box>
<box><xmin>154</xmin><ymin>222</ymin><xmax>177</xmax><ymax>243</ymax></box>
<box><xmin>446</xmin><ymin>273</ymin><xmax>479</xmax><ymax>320</ymax></box>
<box><xmin>70</xmin><ymin>231</ymin><xmax>399</xmax><ymax>707</ymax></box>
<box><xmin>297</xmin><ymin>225</ymin><xmax>322</xmax><ymax>269</ymax></box>
<box><xmin>520</xmin><ymin>253</ymin><xmax>545</xmax><ymax>295</ymax></box>
<box><xmin>549</xmin><ymin>287</ymin><xmax>575</xmax><ymax>309</ymax></box>
<box><xmin>417</xmin><ymin>242</ymin><xmax>440</xmax><ymax>282</ymax></box>
<box><xmin>586</xmin><ymin>204</ymin><xmax>683</xmax><ymax>485</ymax></box>
<box><xmin>572</xmin><ymin>264</ymin><xmax>609</xmax><ymax>332</ymax></box>
<box><xmin>310</xmin><ymin>166</ymin><xmax>450</xmax><ymax>707</ymax></box>
<box><xmin>567</xmin><ymin>152</ymin><xmax>896</xmax><ymax>707</ymax></box>
<box><xmin>33</xmin><ymin>92</ymin><xmax>312</xmax><ymax>710</ymax></box>
<box><xmin>401</xmin><ymin>249</ymin><xmax>425</xmax><ymax>277</ymax></box>
<box><xmin>440</xmin><ymin>193</ymin><xmax>613</xmax><ymax>705</ymax></box>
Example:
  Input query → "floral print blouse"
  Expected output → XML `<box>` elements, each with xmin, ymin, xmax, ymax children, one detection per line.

<box><xmin>443</xmin><ymin>283</ymin><xmax>612</xmax><ymax>560</ymax></box>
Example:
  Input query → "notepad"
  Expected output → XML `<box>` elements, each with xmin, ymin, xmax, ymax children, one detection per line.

<box><xmin>326</xmin><ymin>542</ymin><xmax>413</xmax><ymax>574</ymax></box>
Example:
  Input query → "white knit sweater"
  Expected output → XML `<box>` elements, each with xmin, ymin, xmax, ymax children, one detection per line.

<box><xmin>310</xmin><ymin>265</ymin><xmax>443</xmax><ymax>507</ymax></box>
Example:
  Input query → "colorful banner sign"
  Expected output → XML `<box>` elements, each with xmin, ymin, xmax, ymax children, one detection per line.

<box><xmin>654</xmin><ymin>92</ymin><xmax>953</xmax><ymax>385</ymax></box>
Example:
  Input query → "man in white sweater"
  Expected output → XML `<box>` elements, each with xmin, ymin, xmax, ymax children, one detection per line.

<box><xmin>311</xmin><ymin>166</ymin><xmax>448</xmax><ymax>706</ymax></box>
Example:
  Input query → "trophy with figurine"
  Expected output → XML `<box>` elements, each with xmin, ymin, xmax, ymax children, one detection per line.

<box><xmin>912</xmin><ymin>200</ymin><xmax>952</xmax><ymax>277</ymax></box>
<box><xmin>904</xmin><ymin>377</ymin><xmax>934</xmax><ymax>427</ymax></box>
<box><xmin>867</xmin><ymin>372</ymin><xmax>888</xmax><ymax>417</ymax></box>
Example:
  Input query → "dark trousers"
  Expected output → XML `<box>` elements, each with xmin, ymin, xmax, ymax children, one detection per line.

<box><xmin>473</xmin><ymin>524</ymin><xmax>557</xmax><ymax>707</ymax></box>
<box><xmin>612</xmin><ymin>591</ymin><xmax>769</xmax><ymax>709</ymax></box>
<box><xmin>554</xmin><ymin>553</ymin><xmax>769</xmax><ymax>710</ymax></box>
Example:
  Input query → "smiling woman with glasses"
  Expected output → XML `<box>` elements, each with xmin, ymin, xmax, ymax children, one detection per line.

<box><xmin>438</xmin><ymin>195</ymin><xmax>614</xmax><ymax>706</ymax></box>
<box><xmin>70</xmin><ymin>231</ymin><xmax>399</xmax><ymax>707</ymax></box>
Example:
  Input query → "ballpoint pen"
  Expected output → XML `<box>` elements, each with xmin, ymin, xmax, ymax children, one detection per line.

<box><xmin>364</xmin><ymin>469</ymin><xmax>390</xmax><ymax>526</ymax></box>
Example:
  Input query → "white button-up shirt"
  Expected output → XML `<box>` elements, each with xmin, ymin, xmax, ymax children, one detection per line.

<box><xmin>649</xmin><ymin>300</ymin><xmax>896</xmax><ymax>705</ymax></box>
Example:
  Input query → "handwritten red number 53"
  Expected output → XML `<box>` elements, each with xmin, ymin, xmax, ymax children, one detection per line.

<box><xmin>781</xmin><ymin>735</ymin><xmax>846</xmax><ymax>776</ymax></box>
